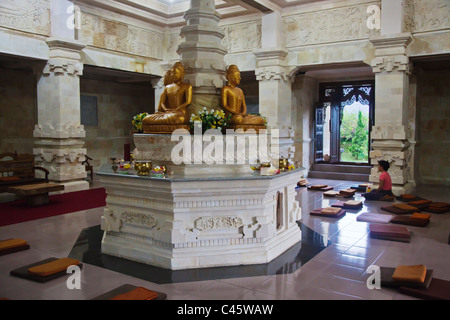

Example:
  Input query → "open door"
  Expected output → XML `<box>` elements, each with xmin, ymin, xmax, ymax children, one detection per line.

<box><xmin>317</xmin><ymin>82</ymin><xmax>374</xmax><ymax>165</ymax></box>
<box><xmin>314</xmin><ymin>105</ymin><xmax>324</xmax><ymax>162</ymax></box>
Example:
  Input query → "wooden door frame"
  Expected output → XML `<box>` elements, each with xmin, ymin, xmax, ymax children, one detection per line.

<box><xmin>317</xmin><ymin>80</ymin><xmax>375</xmax><ymax>165</ymax></box>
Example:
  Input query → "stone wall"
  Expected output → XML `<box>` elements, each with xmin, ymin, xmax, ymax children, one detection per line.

<box><xmin>416</xmin><ymin>68</ymin><xmax>450</xmax><ymax>186</ymax></box>
<box><xmin>0</xmin><ymin>0</ymin><xmax>51</xmax><ymax>36</ymax></box>
<box><xmin>0</xmin><ymin>68</ymin><xmax>36</xmax><ymax>154</ymax></box>
<box><xmin>80</xmin><ymin>78</ymin><xmax>154</xmax><ymax>170</ymax></box>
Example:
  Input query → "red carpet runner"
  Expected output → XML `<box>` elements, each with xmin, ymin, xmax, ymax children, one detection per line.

<box><xmin>0</xmin><ymin>188</ymin><xmax>106</xmax><ymax>227</ymax></box>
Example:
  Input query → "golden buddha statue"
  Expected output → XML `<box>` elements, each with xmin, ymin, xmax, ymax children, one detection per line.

<box><xmin>221</xmin><ymin>65</ymin><xmax>266</xmax><ymax>132</ymax></box>
<box><xmin>143</xmin><ymin>62</ymin><xmax>192</xmax><ymax>133</ymax></box>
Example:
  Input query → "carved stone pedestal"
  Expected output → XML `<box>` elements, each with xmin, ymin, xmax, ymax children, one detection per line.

<box><xmin>98</xmin><ymin>168</ymin><xmax>302</xmax><ymax>270</ymax></box>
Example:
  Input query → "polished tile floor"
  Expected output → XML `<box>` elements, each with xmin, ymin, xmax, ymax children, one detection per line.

<box><xmin>0</xmin><ymin>178</ymin><xmax>449</xmax><ymax>300</ymax></box>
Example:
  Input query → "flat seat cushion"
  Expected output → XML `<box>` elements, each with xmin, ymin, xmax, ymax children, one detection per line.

<box><xmin>380</xmin><ymin>267</ymin><xmax>433</xmax><ymax>289</ymax></box>
<box><xmin>0</xmin><ymin>239</ymin><xmax>28</xmax><ymax>251</ymax></box>
<box><xmin>310</xmin><ymin>208</ymin><xmax>346</xmax><ymax>218</ymax></box>
<box><xmin>309</xmin><ymin>185</ymin><xmax>328</xmax><ymax>190</ymax></box>
<box><xmin>428</xmin><ymin>202</ymin><xmax>450</xmax><ymax>208</ymax></box>
<box><xmin>393</xmin><ymin>265</ymin><xmax>427</xmax><ymax>283</ymax></box>
<box><xmin>393</xmin><ymin>203</ymin><xmax>419</xmax><ymax>211</ymax></box>
<box><xmin>10</xmin><ymin>257</ymin><xmax>83</xmax><ymax>282</ymax></box>
<box><xmin>424</xmin><ymin>202</ymin><xmax>450</xmax><ymax>214</ymax></box>
<box><xmin>369</xmin><ymin>224</ymin><xmax>411</xmax><ymax>238</ymax></box>
<box><xmin>381</xmin><ymin>205</ymin><xmax>418</xmax><ymax>215</ymax></box>
<box><xmin>110</xmin><ymin>287</ymin><xmax>158</xmax><ymax>300</ymax></box>
<box><xmin>410</xmin><ymin>212</ymin><xmax>431</xmax><ymax>222</ymax></box>
<box><xmin>91</xmin><ymin>284</ymin><xmax>167</xmax><ymax>300</ymax></box>
<box><xmin>356</xmin><ymin>213</ymin><xmax>393</xmax><ymax>224</ymax></box>
<box><xmin>323</xmin><ymin>190</ymin><xmax>340</xmax><ymax>197</ymax></box>
<box><xmin>339</xmin><ymin>189</ymin><xmax>356</xmax><ymax>197</ymax></box>
<box><xmin>401</xmin><ymin>194</ymin><xmax>416</xmax><ymax>200</ymax></box>
<box><xmin>321</xmin><ymin>207</ymin><xmax>342</xmax><ymax>215</ymax></box>
<box><xmin>390</xmin><ymin>215</ymin><xmax>430</xmax><ymax>227</ymax></box>
<box><xmin>28</xmin><ymin>258</ymin><xmax>80</xmax><ymax>277</ymax></box>
<box><xmin>399</xmin><ymin>278</ymin><xmax>450</xmax><ymax>300</ymax></box>
<box><xmin>408</xmin><ymin>200</ymin><xmax>432</xmax><ymax>206</ymax></box>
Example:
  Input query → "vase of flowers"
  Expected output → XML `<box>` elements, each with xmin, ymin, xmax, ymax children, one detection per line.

<box><xmin>189</xmin><ymin>107</ymin><xmax>231</xmax><ymax>133</ymax></box>
<box><xmin>132</xmin><ymin>112</ymin><xmax>148</xmax><ymax>133</ymax></box>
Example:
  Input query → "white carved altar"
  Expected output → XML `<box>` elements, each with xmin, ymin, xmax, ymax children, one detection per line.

<box><xmin>98</xmin><ymin>160</ymin><xmax>302</xmax><ymax>270</ymax></box>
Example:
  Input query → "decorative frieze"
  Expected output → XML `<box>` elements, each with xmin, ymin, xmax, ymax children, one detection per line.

<box><xmin>221</xmin><ymin>20</ymin><xmax>262</xmax><ymax>53</ymax></box>
<box><xmin>195</xmin><ymin>217</ymin><xmax>243</xmax><ymax>230</ymax></box>
<box><xmin>34</xmin><ymin>123</ymin><xmax>86</xmax><ymax>139</ymax></box>
<box><xmin>79</xmin><ymin>11</ymin><xmax>165</xmax><ymax>60</ymax></box>
<box><xmin>283</xmin><ymin>2</ymin><xmax>380</xmax><ymax>48</ymax></box>
<box><xmin>0</xmin><ymin>0</ymin><xmax>51</xmax><ymax>36</ymax></box>
<box><xmin>371</xmin><ymin>55</ymin><xmax>410</xmax><ymax>73</ymax></box>
<box><xmin>404</xmin><ymin>0</ymin><xmax>450</xmax><ymax>33</ymax></box>
<box><xmin>43</xmin><ymin>59</ymin><xmax>83</xmax><ymax>77</ymax></box>
<box><xmin>121</xmin><ymin>212</ymin><xmax>157</xmax><ymax>228</ymax></box>
<box><xmin>255</xmin><ymin>66</ymin><xmax>291</xmax><ymax>82</ymax></box>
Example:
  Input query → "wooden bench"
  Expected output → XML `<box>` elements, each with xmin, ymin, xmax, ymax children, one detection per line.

<box><xmin>0</xmin><ymin>152</ymin><xmax>49</xmax><ymax>193</ymax></box>
<box><xmin>8</xmin><ymin>183</ymin><xmax>64</xmax><ymax>206</ymax></box>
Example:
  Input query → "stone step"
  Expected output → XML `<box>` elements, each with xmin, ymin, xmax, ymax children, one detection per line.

<box><xmin>308</xmin><ymin>163</ymin><xmax>372</xmax><ymax>182</ymax></box>
<box><xmin>310</xmin><ymin>163</ymin><xmax>372</xmax><ymax>175</ymax></box>
<box><xmin>308</xmin><ymin>170</ymin><xmax>370</xmax><ymax>182</ymax></box>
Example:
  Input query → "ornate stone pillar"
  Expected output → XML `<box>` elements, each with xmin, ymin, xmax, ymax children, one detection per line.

<box><xmin>33</xmin><ymin>38</ymin><xmax>88</xmax><ymax>192</ymax></box>
<box><xmin>369</xmin><ymin>33</ymin><xmax>415</xmax><ymax>194</ymax></box>
<box><xmin>254</xmin><ymin>12</ymin><xmax>295</xmax><ymax>163</ymax></box>
<box><xmin>178</xmin><ymin>0</ymin><xmax>227</xmax><ymax>117</ymax></box>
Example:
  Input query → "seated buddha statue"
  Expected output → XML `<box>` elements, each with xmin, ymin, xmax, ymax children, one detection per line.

<box><xmin>221</xmin><ymin>65</ymin><xmax>266</xmax><ymax>132</ymax></box>
<box><xmin>143</xmin><ymin>62</ymin><xmax>192</xmax><ymax>133</ymax></box>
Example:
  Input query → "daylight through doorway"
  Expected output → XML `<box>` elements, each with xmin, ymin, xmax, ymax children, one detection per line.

<box><xmin>315</xmin><ymin>82</ymin><xmax>374</xmax><ymax>164</ymax></box>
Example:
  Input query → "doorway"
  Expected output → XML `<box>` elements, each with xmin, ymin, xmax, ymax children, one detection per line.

<box><xmin>314</xmin><ymin>81</ymin><xmax>374</xmax><ymax>164</ymax></box>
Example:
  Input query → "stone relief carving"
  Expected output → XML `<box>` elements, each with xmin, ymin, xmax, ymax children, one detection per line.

<box><xmin>43</xmin><ymin>59</ymin><xmax>83</xmax><ymax>77</ymax></box>
<box><xmin>404</xmin><ymin>0</ymin><xmax>450</xmax><ymax>33</ymax></box>
<box><xmin>80</xmin><ymin>12</ymin><xmax>164</xmax><ymax>60</ymax></box>
<box><xmin>221</xmin><ymin>21</ymin><xmax>261</xmax><ymax>53</ymax></box>
<box><xmin>120</xmin><ymin>212</ymin><xmax>157</xmax><ymax>228</ymax></box>
<box><xmin>255</xmin><ymin>66</ymin><xmax>291</xmax><ymax>82</ymax></box>
<box><xmin>195</xmin><ymin>217</ymin><xmax>243</xmax><ymax>230</ymax></box>
<box><xmin>283</xmin><ymin>3</ymin><xmax>380</xmax><ymax>48</ymax></box>
<box><xmin>371</xmin><ymin>55</ymin><xmax>410</xmax><ymax>74</ymax></box>
<box><xmin>0</xmin><ymin>0</ymin><xmax>50</xmax><ymax>36</ymax></box>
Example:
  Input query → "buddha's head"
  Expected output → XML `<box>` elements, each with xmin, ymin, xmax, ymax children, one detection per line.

<box><xmin>171</xmin><ymin>62</ymin><xmax>185</xmax><ymax>83</ymax></box>
<box><xmin>226</xmin><ymin>65</ymin><xmax>241</xmax><ymax>86</ymax></box>
<box><xmin>163</xmin><ymin>69</ymin><xmax>173</xmax><ymax>86</ymax></box>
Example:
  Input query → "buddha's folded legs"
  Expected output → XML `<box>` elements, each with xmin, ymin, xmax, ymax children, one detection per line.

<box><xmin>231</xmin><ymin>114</ymin><xmax>265</xmax><ymax>125</ymax></box>
<box><xmin>143</xmin><ymin>111</ymin><xmax>187</xmax><ymax>125</ymax></box>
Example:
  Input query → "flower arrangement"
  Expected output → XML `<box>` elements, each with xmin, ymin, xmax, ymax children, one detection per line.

<box><xmin>190</xmin><ymin>107</ymin><xmax>231</xmax><ymax>133</ymax></box>
<box><xmin>132</xmin><ymin>112</ymin><xmax>148</xmax><ymax>133</ymax></box>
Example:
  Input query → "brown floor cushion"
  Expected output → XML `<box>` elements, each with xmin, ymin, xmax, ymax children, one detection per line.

<box><xmin>92</xmin><ymin>284</ymin><xmax>167</xmax><ymax>300</ymax></box>
<box><xmin>310</xmin><ymin>208</ymin><xmax>346</xmax><ymax>218</ymax></box>
<box><xmin>380</xmin><ymin>267</ymin><xmax>433</xmax><ymax>289</ymax></box>
<box><xmin>399</xmin><ymin>278</ymin><xmax>450</xmax><ymax>300</ymax></box>
<box><xmin>369</xmin><ymin>224</ymin><xmax>412</xmax><ymax>242</ymax></box>
<box><xmin>424</xmin><ymin>202</ymin><xmax>450</xmax><ymax>214</ymax></box>
<box><xmin>390</xmin><ymin>215</ymin><xmax>430</xmax><ymax>227</ymax></box>
<box><xmin>0</xmin><ymin>239</ymin><xmax>30</xmax><ymax>256</ymax></box>
<box><xmin>392</xmin><ymin>265</ymin><xmax>427</xmax><ymax>283</ymax></box>
<box><xmin>381</xmin><ymin>205</ymin><xmax>418</xmax><ymax>215</ymax></box>
<box><xmin>10</xmin><ymin>257</ymin><xmax>83</xmax><ymax>282</ymax></box>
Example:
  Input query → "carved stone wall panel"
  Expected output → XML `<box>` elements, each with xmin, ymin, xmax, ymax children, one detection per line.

<box><xmin>283</xmin><ymin>2</ymin><xmax>380</xmax><ymax>48</ymax></box>
<box><xmin>195</xmin><ymin>217</ymin><xmax>243</xmax><ymax>230</ymax></box>
<box><xmin>0</xmin><ymin>0</ymin><xmax>50</xmax><ymax>36</ymax></box>
<box><xmin>79</xmin><ymin>12</ymin><xmax>164</xmax><ymax>60</ymax></box>
<box><xmin>404</xmin><ymin>0</ymin><xmax>450</xmax><ymax>33</ymax></box>
<box><xmin>221</xmin><ymin>21</ymin><xmax>261</xmax><ymax>53</ymax></box>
